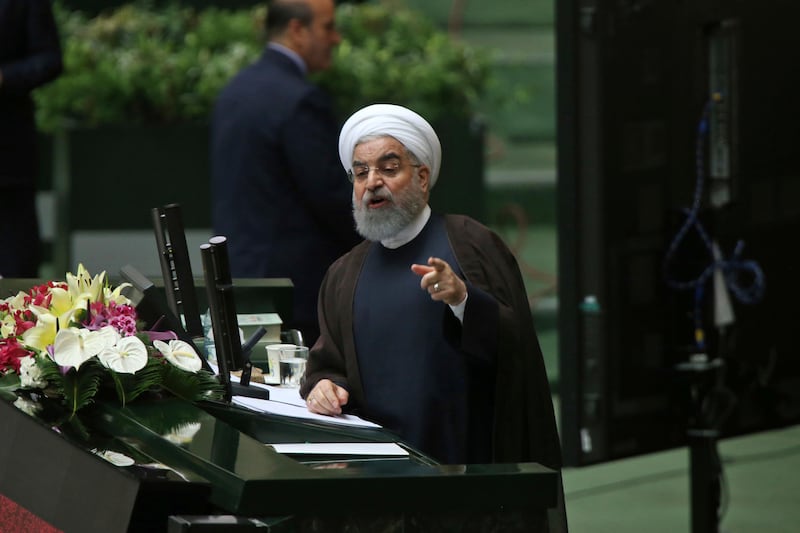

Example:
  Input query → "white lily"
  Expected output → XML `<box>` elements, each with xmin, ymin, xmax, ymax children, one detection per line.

<box><xmin>29</xmin><ymin>287</ymin><xmax>84</xmax><ymax>332</ymax></box>
<box><xmin>66</xmin><ymin>264</ymin><xmax>107</xmax><ymax>305</ymax></box>
<box><xmin>21</xmin><ymin>312</ymin><xmax>59</xmax><ymax>352</ymax></box>
<box><xmin>154</xmin><ymin>339</ymin><xmax>202</xmax><ymax>373</ymax></box>
<box><xmin>104</xmin><ymin>282</ymin><xmax>133</xmax><ymax>306</ymax></box>
<box><xmin>53</xmin><ymin>327</ymin><xmax>107</xmax><ymax>370</ymax></box>
<box><xmin>5</xmin><ymin>291</ymin><xmax>28</xmax><ymax>310</ymax></box>
<box><xmin>0</xmin><ymin>314</ymin><xmax>15</xmax><ymax>338</ymax></box>
<box><xmin>98</xmin><ymin>335</ymin><xmax>148</xmax><ymax>374</ymax></box>
<box><xmin>43</xmin><ymin>286</ymin><xmax>75</xmax><ymax>318</ymax></box>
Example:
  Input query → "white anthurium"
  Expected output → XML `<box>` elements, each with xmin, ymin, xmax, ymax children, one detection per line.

<box><xmin>96</xmin><ymin>325</ymin><xmax>121</xmax><ymax>350</ymax></box>
<box><xmin>53</xmin><ymin>327</ymin><xmax>107</xmax><ymax>370</ymax></box>
<box><xmin>98</xmin><ymin>335</ymin><xmax>148</xmax><ymax>374</ymax></box>
<box><xmin>154</xmin><ymin>339</ymin><xmax>202</xmax><ymax>373</ymax></box>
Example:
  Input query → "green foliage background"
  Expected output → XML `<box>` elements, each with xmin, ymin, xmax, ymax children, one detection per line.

<box><xmin>35</xmin><ymin>1</ymin><xmax>491</xmax><ymax>131</ymax></box>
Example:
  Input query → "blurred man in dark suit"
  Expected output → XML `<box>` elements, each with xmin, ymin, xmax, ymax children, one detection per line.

<box><xmin>0</xmin><ymin>0</ymin><xmax>63</xmax><ymax>278</ymax></box>
<box><xmin>211</xmin><ymin>0</ymin><xmax>360</xmax><ymax>345</ymax></box>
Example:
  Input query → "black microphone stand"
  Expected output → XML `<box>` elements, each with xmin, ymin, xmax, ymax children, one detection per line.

<box><xmin>676</xmin><ymin>355</ymin><xmax>724</xmax><ymax>533</ymax></box>
<box><xmin>201</xmin><ymin>237</ymin><xmax>270</xmax><ymax>402</ymax></box>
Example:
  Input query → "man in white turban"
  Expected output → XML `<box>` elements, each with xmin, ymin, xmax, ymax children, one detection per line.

<box><xmin>337</xmin><ymin>103</ymin><xmax>442</xmax><ymax>188</ymax></box>
<box><xmin>301</xmin><ymin>104</ymin><xmax>566</xmax><ymax>531</ymax></box>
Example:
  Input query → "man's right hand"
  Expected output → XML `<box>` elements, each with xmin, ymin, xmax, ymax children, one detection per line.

<box><xmin>305</xmin><ymin>378</ymin><xmax>349</xmax><ymax>416</ymax></box>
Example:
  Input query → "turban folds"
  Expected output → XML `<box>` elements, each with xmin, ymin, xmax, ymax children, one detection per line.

<box><xmin>338</xmin><ymin>104</ymin><xmax>442</xmax><ymax>188</ymax></box>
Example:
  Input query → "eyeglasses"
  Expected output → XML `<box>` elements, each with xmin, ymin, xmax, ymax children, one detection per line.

<box><xmin>347</xmin><ymin>160</ymin><xmax>421</xmax><ymax>183</ymax></box>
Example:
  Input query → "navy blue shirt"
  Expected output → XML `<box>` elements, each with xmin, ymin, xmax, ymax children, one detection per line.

<box><xmin>353</xmin><ymin>215</ymin><xmax>494</xmax><ymax>463</ymax></box>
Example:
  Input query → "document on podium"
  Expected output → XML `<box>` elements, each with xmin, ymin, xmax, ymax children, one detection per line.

<box><xmin>232</xmin><ymin>394</ymin><xmax>382</xmax><ymax>429</ymax></box>
<box><xmin>232</xmin><ymin>387</ymin><xmax>404</xmax><ymax>457</ymax></box>
<box><xmin>211</xmin><ymin>362</ymin><xmax>382</xmax><ymax>428</ymax></box>
<box><xmin>268</xmin><ymin>442</ymin><xmax>409</xmax><ymax>457</ymax></box>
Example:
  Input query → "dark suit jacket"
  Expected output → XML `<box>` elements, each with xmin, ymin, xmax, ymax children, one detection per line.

<box><xmin>0</xmin><ymin>0</ymin><xmax>62</xmax><ymax>186</ymax></box>
<box><xmin>211</xmin><ymin>47</ymin><xmax>360</xmax><ymax>344</ymax></box>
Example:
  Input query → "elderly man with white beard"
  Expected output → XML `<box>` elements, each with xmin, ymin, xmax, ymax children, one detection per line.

<box><xmin>299</xmin><ymin>104</ymin><xmax>566</xmax><ymax>531</ymax></box>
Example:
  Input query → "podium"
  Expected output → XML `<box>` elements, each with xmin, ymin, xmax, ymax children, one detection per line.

<box><xmin>1</xmin><ymin>273</ymin><xmax>558</xmax><ymax>532</ymax></box>
<box><xmin>0</xmin><ymin>395</ymin><xmax>558</xmax><ymax>532</ymax></box>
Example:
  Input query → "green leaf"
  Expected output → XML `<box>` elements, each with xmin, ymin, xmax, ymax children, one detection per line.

<box><xmin>127</xmin><ymin>357</ymin><xmax>165</xmax><ymax>403</ymax></box>
<box><xmin>61</xmin><ymin>414</ymin><xmax>91</xmax><ymax>443</ymax></box>
<box><xmin>33</xmin><ymin>354</ymin><xmax>67</xmax><ymax>397</ymax></box>
<box><xmin>160</xmin><ymin>364</ymin><xmax>224</xmax><ymax>403</ymax></box>
<box><xmin>61</xmin><ymin>362</ymin><xmax>104</xmax><ymax>418</ymax></box>
<box><xmin>0</xmin><ymin>373</ymin><xmax>21</xmax><ymax>401</ymax></box>
<box><xmin>105</xmin><ymin>357</ymin><xmax>163</xmax><ymax>406</ymax></box>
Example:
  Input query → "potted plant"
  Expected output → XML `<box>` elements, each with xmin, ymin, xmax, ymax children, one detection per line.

<box><xmin>35</xmin><ymin>1</ymin><xmax>492</xmax><ymax>272</ymax></box>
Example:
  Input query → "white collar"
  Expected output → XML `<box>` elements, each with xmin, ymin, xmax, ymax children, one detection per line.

<box><xmin>267</xmin><ymin>42</ymin><xmax>307</xmax><ymax>75</ymax></box>
<box><xmin>380</xmin><ymin>205</ymin><xmax>431</xmax><ymax>249</ymax></box>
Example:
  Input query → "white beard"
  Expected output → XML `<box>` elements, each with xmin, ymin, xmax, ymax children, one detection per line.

<box><xmin>352</xmin><ymin>177</ymin><xmax>425</xmax><ymax>242</ymax></box>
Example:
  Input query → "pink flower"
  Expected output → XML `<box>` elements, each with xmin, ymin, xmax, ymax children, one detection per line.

<box><xmin>0</xmin><ymin>338</ymin><xmax>34</xmax><ymax>373</ymax></box>
<box><xmin>14</xmin><ymin>313</ymin><xmax>36</xmax><ymax>336</ymax></box>
<box><xmin>110</xmin><ymin>315</ymin><xmax>137</xmax><ymax>336</ymax></box>
<box><xmin>84</xmin><ymin>301</ymin><xmax>138</xmax><ymax>335</ymax></box>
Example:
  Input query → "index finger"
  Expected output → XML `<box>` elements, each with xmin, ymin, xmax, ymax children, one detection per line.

<box><xmin>410</xmin><ymin>263</ymin><xmax>435</xmax><ymax>277</ymax></box>
<box><xmin>427</xmin><ymin>256</ymin><xmax>449</xmax><ymax>272</ymax></box>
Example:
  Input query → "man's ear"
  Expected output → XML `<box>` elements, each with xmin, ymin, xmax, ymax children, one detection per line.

<box><xmin>417</xmin><ymin>165</ymin><xmax>431</xmax><ymax>192</ymax></box>
<box><xmin>285</xmin><ymin>18</ymin><xmax>307</xmax><ymax>47</ymax></box>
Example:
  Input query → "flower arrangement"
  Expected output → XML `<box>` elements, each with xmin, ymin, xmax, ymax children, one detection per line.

<box><xmin>0</xmin><ymin>265</ymin><xmax>223</xmax><ymax>417</ymax></box>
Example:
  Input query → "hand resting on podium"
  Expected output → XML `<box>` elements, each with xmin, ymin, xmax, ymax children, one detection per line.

<box><xmin>305</xmin><ymin>379</ymin><xmax>349</xmax><ymax>416</ymax></box>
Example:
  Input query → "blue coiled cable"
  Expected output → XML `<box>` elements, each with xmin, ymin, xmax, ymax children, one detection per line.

<box><xmin>663</xmin><ymin>95</ymin><xmax>766</xmax><ymax>351</ymax></box>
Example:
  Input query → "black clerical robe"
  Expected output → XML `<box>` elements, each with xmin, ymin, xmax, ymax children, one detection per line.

<box><xmin>302</xmin><ymin>214</ymin><xmax>562</xmax><ymax>470</ymax></box>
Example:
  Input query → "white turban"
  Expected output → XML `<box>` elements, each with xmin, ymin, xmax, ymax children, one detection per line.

<box><xmin>338</xmin><ymin>104</ymin><xmax>442</xmax><ymax>188</ymax></box>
